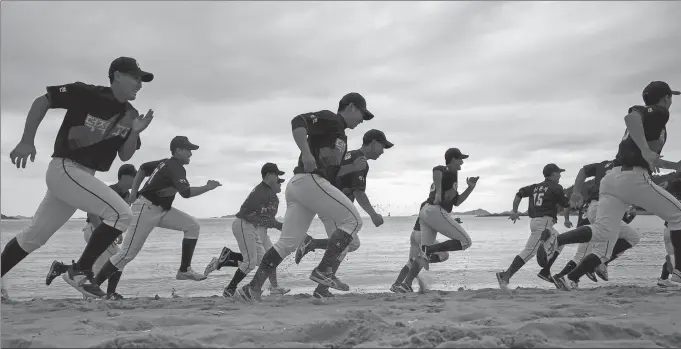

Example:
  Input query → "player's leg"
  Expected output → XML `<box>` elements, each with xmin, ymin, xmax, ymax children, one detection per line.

<box><xmin>154</xmin><ymin>207</ymin><xmax>205</xmax><ymax>280</ymax></box>
<box><xmin>294</xmin><ymin>215</ymin><xmax>334</xmax><ymax>265</ymax></box>
<box><xmin>258</xmin><ymin>228</ymin><xmax>288</xmax><ymax>295</ymax></box>
<box><xmin>401</xmin><ymin>207</ymin><xmax>438</xmax><ymax>291</ymax></box>
<box><xmin>313</xmin><ymin>216</ymin><xmax>360</xmax><ymax>298</ymax></box>
<box><xmin>498</xmin><ymin>218</ymin><xmax>544</xmax><ymax>286</ymax></box>
<box><xmin>658</xmin><ymin>227</ymin><xmax>677</xmax><ymax>286</ymax></box>
<box><xmin>420</xmin><ymin>204</ymin><xmax>472</xmax><ymax>254</ymax></box>
<box><xmin>225</xmin><ymin>219</ymin><xmax>258</xmax><ymax>297</ymax></box>
<box><xmin>392</xmin><ymin>231</ymin><xmax>422</xmax><ymax>292</ymax></box>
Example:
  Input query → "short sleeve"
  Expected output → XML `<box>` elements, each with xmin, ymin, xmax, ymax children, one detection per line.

<box><xmin>582</xmin><ymin>162</ymin><xmax>599</xmax><ymax>178</ymax></box>
<box><xmin>45</xmin><ymin>82</ymin><xmax>93</xmax><ymax>110</ymax></box>
<box><xmin>517</xmin><ymin>185</ymin><xmax>533</xmax><ymax>198</ymax></box>
<box><xmin>168</xmin><ymin>161</ymin><xmax>190</xmax><ymax>192</ymax></box>
<box><xmin>291</xmin><ymin>113</ymin><xmax>326</xmax><ymax>136</ymax></box>
<box><xmin>140</xmin><ymin>160</ymin><xmax>162</xmax><ymax>176</ymax></box>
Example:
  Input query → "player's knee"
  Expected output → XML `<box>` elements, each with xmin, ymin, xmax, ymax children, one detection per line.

<box><xmin>15</xmin><ymin>231</ymin><xmax>47</xmax><ymax>254</ymax></box>
<box><xmin>273</xmin><ymin>241</ymin><xmax>294</xmax><ymax>258</ymax></box>
<box><xmin>338</xmin><ymin>214</ymin><xmax>362</xmax><ymax>235</ymax></box>
<box><xmin>102</xmin><ymin>206</ymin><xmax>133</xmax><ymax>232</ymax></box>
<box><xmin>239</xmin><ymin>259</ymin><xmax>256</xmax><ymax>274</ymax></box>
<box><xmin>183</xmin><ymin>220</ymin><xmax>200</xmax><ymax>239</ymax></box>
<box><xmin>347</xmin><ymin>236</ymin><xmax>360</xmax><ymax>253</ymax></box>
<box><xmin>460</xmin><ymin>236</ymin><xmax>472</xmax><ymax>250</ymax></box>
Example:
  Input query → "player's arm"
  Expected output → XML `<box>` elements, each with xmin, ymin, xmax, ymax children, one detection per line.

<box><xmin>657</xmin><ymin>159</ymin><xmax>681</xmax><ymax>171</ymax></box>
<box><xmin>18</xmin><ymin>94</ymin><xmax>51</xmax><ymax>147</ymax></box>
<box><xmin>454</xmin><ymin>185</ymin><xmax>474</xmax><ymax>206</ymax></box>
<box><xmin>432</xmin><ymin>167</ymin><xmax>444</xmax><ymax>204</ymax></box>
<box><xmin>624</xmin><ymin>108</ymin><xmax>654</xmax><ymax>155</ymax></box>
<box><xmin>241</xmin><ymin>187</ymin><xmax>282</xmax><ymax>229</ymax></box>
<box><xmin>170</xmin><ymin>165</ymin><xmax>218</xmax><ymax>198</ymax></box>
<box><xmin>118</xmin><ymin>124</ymin><xmax>141</xmax><ymax>161</ymax></box>
<box><xmin>351</xmin><ymin>167</ymin><xmax>380</xmax><ymax>218</ymax></box>
<box><xmin>291</xmin><ymin>114</ymin><xmax>318</xmax><ymax>159</ymax></box>
<box><xmin>130</xmin><ymin>161</ymin><xmax>158</xmax><ymax>201</ymax></box>
<box><xmin>512</xmin><ymin>185</ymin><xmax>532</xmax><ymax>213</ymax></box>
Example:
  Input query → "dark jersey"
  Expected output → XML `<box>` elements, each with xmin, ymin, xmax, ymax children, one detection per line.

<box><xmin>47</xmin><ymin>82</ymin><xmax>142</xmax><ymax>172</ymax></box>
<box><xmin>291</xmin><ymin>110</ymin><xmax>348</xmax><ymax>182</ymax></box>
<box><xmin>426</xmin><ymin>166</ymin><xmax>458</xmax><ymax>213</ymax></box>
<box><xmin>235</xmin><ymin>182</ymin><xmax>282</xmax><ymax>229</ymax></box>
<box><xmin>517</xmin><ymin>180</ymin><xmax>569</xmax><ymax>220</ymax></box>
<box><xmin>576</xmin><ymin>200</ymin><xmax>637</xmax><ymax>227</ymax></box>
<box><xmin>335</xmin><ymin>149</ymin><xmax>369</xmax><ymax>202</ymax></box>
<box><xmin>137</xmin><ymin>158</ymin><xmax>190</xmax><ymax>210</ymax></box>
<box><xmin>614</xmin><ymin>105</ymin><xmax>669</xmax><ymax>172</ymax></box>
<box><xmin>583</xmin><ymin>160</ymin><xmax>615</xmax><ymax>202</ymax></box>
<box><xmin>86</xmin><ymin>183</ymin><xmax>129</xmax><ymax>223</ymax></box>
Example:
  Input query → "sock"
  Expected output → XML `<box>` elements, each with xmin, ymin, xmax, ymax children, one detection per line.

<box><xmin>249</xmin><ymin>248</ymin><xmax>283</xmax><ymax>291</ymax></box>
<box><xmin>555</xmin><ymin>260</ymin><xmax>577</xmax><ymax>278</ymax></box>
<box><xmin>311</xmin><ymin>238</ymin><xmax>329</xmax><ymax>250</ymax></box>
<box><xmin>661</xmin><ymin>262</ymin><xmax>670</xmax><ymax>280</ymax></box>
<box><xmin>106</xmin><ymin>271</ymin><xmax>123</xmax><ymax>294</ymax></box>
<box><xmin>403</xmin><ymin>261</ymin><xmax>423</xmax><ymax>287</ymax></box>
<box><xmin>604</xmin><ymin>239</ymin><xmax>633</xmax><ymax>265</ymax></box>
<box><xmin>394</xmin><ymin>265</ymin><xmax>410</xmax><ymax>285</ymax></box>
<box><xmin>316</xmin><ymin>230</ymin><xmax>353</xmax><ymax>271</ymax></box>
<box><xmin>671</xmin><ymin>230</ymin><xmax>681</xmax><ymax>271</ymax></box>
<box><xmin>227</xmin><ymin>269</ymin><xmax>247</xmax><ymax>290</ymax></box>
<box><xmin>94</xmin><ymin>260</ymin><xmax>120</xmax><ymax>286</ymax></box>
<box><xmin>557</xmin><ymin>226</ymin><xmax>593</xmax><ymax>247</ymax></box>
<box><xmin>220</xmin><ymin>252</ymin><xmax>243</xmax><ymax>268</ymax></box>
<box><xmin>76</xmin><ymin>224</ymin><xmax>122</xmax><ymax>271</ymax></box>
<box><xmin>426</xmin><ymin>239</ymin><xmax>463</xmax><ymax>253</ymax></box>
<box><xmin>504</xmin><ymin>256</ymin><xmax>526</xmax><ymax>281</ymax></box>
<box><xmin>180</xmin><ymin>238</ymin><xmax>198</xmax><ymax>272</ymax></box>
<box><xmin>268</xmin><ymin>268</ymin><xmax>278</xmax><ymax>288</ymax></box>
<box><xmin>567</xmin><ymin>253</ymin><xmax>601</xmax><ymax>282</ymax></box>
<box><xmin>1</xmin><ymin>238</ymin><xmax>29</xmax><ymax>277</ymax></box>
<box><xmin>541</xmin><ymin>252</ymin><xmax>560</xmax><ymax>274</ymax></box>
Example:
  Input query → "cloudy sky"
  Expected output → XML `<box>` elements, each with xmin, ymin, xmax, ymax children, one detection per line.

<box><xmin>2</xmin><ymin>1</ymin><xmax>680</xmax><ymax>218</ymax></box>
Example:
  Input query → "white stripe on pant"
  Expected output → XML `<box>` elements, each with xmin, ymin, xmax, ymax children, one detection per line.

<box><xmin>232</xmin><ymin>218</ymin><xmax>266</xmax><ymax>274</ymax></box>
<box><xmin>16</xmin><ymin>158</ymin><xmax>132</xmax><ymax>253</ymax></box>
<box><xmin>572</xmin><ymin>200</ymin><xmax>640</xmax><ymax>263</ymax></box>
<box><xmin>418</xmin><ymin>203</ymin><xmax>472</xmax><ymax>249</ymax></box>
<box><xmin>83</xmin><ymin>223</ymin><xmax>121</xmax><ymax>274</ymax></box>
<box><xmin>273</xmin><ymin>174</ymin><xmax>362</xmax><ymax>258</ymax></box>
<box><xmin>110</xmin><ymin>197</ymin><xmax>200</xmax><ymax>270</ymax></box>
<box><xmin>518</xmin><ymin>216</ymin><xmax>562</xmax><ymax>263</ymax></box>
<box><xmin>588</xmin><ymin>166</ymin><xmax>681</xmax><ymax>259</ymax></box>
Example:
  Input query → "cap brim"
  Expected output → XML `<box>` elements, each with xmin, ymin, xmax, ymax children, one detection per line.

<box><xmin>361</xmin><ymin>108</ymin><xmax>374</xmax><ymax>120</ymax></box>
<box><xmin>276</xmin><ymin>170</ymin><xmax>285</xmax><ymax>176</ymax></box>
<box><xmin>129</xmin><ymin>69</ymin><xmax>154</xmax><ymax>82</ymax></box>
<box><xmin>277</xmin><ymin>178</ymin><xmax>285</xmax><ymax>183</ymax></box>
<box><xmin>381</xmin><ymin>140</ymin><xmax>394</xmax><ymax>149</ymax></box>
<box><xmin>187</xmin><ymin>144</ymin><xmax>199</xmax><ymax>150</ymax></box>
<box><xmin>672</xmin><ymin>90</ymin><xmax>681</xmax><ymax>95</ymax></box>
<box><xmin>460</xmin><ymin>154</ymin><xmax>469</xmax><ymax>159</ymax></box>
<box><xmin>559</xmin><ymin>168</ymin><xmax>566</xmax><ymax>172</ymax></box>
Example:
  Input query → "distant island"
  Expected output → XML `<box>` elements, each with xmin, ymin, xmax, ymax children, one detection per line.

<box><xmin>1</xmin><ymin>214</ymin><xmax>31</xmax><ymax>220</ymax></box>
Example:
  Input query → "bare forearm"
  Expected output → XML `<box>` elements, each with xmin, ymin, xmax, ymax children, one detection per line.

<box><xmin>187</xmin><ymin>185</ymin><xmax>212</xmax><ymax>198</ymax></box>
<box><xmin>292</xmin><ymin>128</ymin><xmax>312</xmax><ymax>156</ymax></box>
<box><xmin>512</xmin><ymin>195</ymin><xmax>522</xmax><ymax>212</ymax></box>
<box><xmin>20</xmin><ymin>96</ymin><xmax>51</xmax><ymax>144</ymax></box>
<box><xmin>118</xmin><ymin>131</ymin><xmax>140</xmax><ymax>161</ymax></box>
<box><xmin>130</xmin><ymin>172</ymin><xmax>146</xmax><ymax>199</ymax></box>
<box><xmin>573</xmin><ymin>168</ymin><xmax>587</xmax><ymax>195</ymax></box>
<box><xmin>624</xmin><ymin>113</ymin><xmax>651</xmax><ymax>154</ymax></box>
<box><xmin>355</xmin><ymin>190</ymin><xmax>377</xmax><ymax>216</ymax></box>
<box><xmin>563</xmin><ymin>207</ymin><xmax>571</xmax><ymax>221</ymax></box>
<box><xmin>658</xmin><ymin>159</ymin><xmax>680</xmax><ymax>170</ymax></box>
<box><xmin>455</xmin><ymin>186</ymin><xmax>474</xmax><ymax>206</ymax></box>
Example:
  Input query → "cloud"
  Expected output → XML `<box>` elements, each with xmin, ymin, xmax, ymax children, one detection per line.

<box><xmin>2</xmin><ymin>1</ymin><xmax>680</xmax><ymax>219</ymax></box>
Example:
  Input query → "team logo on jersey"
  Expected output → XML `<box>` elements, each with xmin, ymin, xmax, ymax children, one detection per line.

<box><xmin>59</xmin><ymin>86</ymin><xmax>67</xmax><ymax>93</ymax></box>
<box><xmin>335</xmin><ymin>138</ymin><xmax>346</xmax><ymax>153</ymax></box>
<box><xmin>344</xmin><ymin>152</ymin><xmax>352</xmax><ymax>160</ymax></box>
<box><xmin>84</xmin><ymin>114</ymin><xmax>131</xmax><ymax>137</ymax></box>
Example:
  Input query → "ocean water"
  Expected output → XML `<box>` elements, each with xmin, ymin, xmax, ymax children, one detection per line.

<box><xmin>0</xmin><ymin>215</ymin><xmax>670</xmax><ymax>301</ymax></box>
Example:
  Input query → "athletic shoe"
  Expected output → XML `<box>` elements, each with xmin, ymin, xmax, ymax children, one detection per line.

<box><xmin>585</xmin><ymin>271</ymin><xmax>598</xmax><ymax>283</ymax></box>
<box><xmin>309</xmin><ymin>268</ymin><xmax>349</xmax><ymax>291</ymax></box>
<box><xmin>62</xmin><ymin>263</ymin><xmax>106</xmax><ymax>298</ymax></box>
<box><xmin>496</xmin><ymin>272</ymin><xmax>510</xmax><ymax>292</ymax></box>
<box><xmin>1</xmin><ymin>287</ymin><xmax>8</xmax><ymax>302</ymax></box>
<box><xmin>390</xmin><ymin>284</ymin><xmax>401</xmax><ymax>293</ymax></box>
<box><xmin>565</xmin><ymin>278</ymin><xmax>579</xmax><ymax>290</ymax></box>
<box><xmin>269</xmin><ymin>287</ymin><xmax>291</xmax><ymax>295</ymax></box>
<box><xmin>217</xmin><ymin>247</ymin><xmax>233</xmax><ymax>268</ymax></box>
<box><xmin>204</xmin><ymin>258</ymin><xmax>219</xmax><ymax>277</ymax></box>
<box><xmin>223</xmin><ymin>287</ymin><xmax>236</xmax><ymax>298</ymax></box>
<box><xmin>536</xmin><ymin>229</ymin><xmax>558</xmax><ymax>268</ymax></box>
<box><xmin>657</xmin><ymin>278</ymin><xmax>678</xmax><ymax>287</ymax></box>
<box><xmin>671</xmin><ymin>270</ymin><xmax>681</xmax><ymax>284</ymax></box>
<box><xmin>295</xmin><ymin>235</ymin><xmax>314</xmax><ymax>264</ymax></box>
<box><xmin>237</xmin><ymin>284</ymin><xmax>261</xmax><ymax>303</ymax></box>
<box><xmin>595</xmin><ymin>264</ymin><xmax>609</xmax><ymax>281</ymax></box>
<box><xmin>536</xmin><ymin>270</ymin><xmax>554</xmax><ymax>284</ymax></box>
<box><xmin>552</xmin><ymin>276</ymin><xmax>570</xmax><ymax>291</ymax></box>
<box><xmin>313</xmin><ymin>288</ymin><xmax>335</xmax><ymax>299</ymax></box>
<box><xmin>176</xmin><ymin>267</ymin><xmax>207</xmax><ymax>281</ymax></box>
<box><xmin>396</xmin><ymin>283</ymin><xmax>413</xmax><ymax>293</ymax></box>
<box><xmin>105</xmin><ymin>292</ymin><xmax>124</xmax><ymax>300</ymax></box>
<box><xmin>46</xmin><ymin>260</ymin><xmax>67</xmax><ymax>286</ymax></box>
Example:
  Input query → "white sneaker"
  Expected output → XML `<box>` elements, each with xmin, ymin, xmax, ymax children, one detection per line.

<box><xmin>595</xmin><ymin>264</ymin><xmax>609</xmax><ymax>281</ymax></box>
<box><xmin>176</xmin><ymin>267</ymin><xmax>207</xmax><ymax>281</ymax></box>
<box><xmin>204</xmin><ymin>257</ymin><xmax>219</xmax><ymax>277</ymax></box>
<box><xmin>671</xmin><ymin>270</ymin><xmax>681</xmax><ymax>284</ymax></box>
<box><xmin>269</xmin><ymin>287</ymin><xmax>291</xmax><ymax>295</ymax></box>
<box><xmin>657</xmin><ymin>278</ymin><xmax>678</xmax><ymax>287</ymax></box>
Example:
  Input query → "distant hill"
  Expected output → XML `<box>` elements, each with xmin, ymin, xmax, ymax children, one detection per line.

<box><xmin>453</xmin><ymin>209</ymin><xmax>491</xmax><ymax>216</ymax></box>
<box><xmin>1</xmin><ymin>214</ymin><xmax>31</xmax><ymax>220</ymax></box>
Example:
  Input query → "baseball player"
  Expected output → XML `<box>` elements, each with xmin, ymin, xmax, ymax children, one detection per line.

<box><xmin>396</xmin><ymin>148</ymin><xmax>479</xmax><ymax>291</ymax></box>
<box><xmin>1</xmin><ymin>57</ymin><xmax>154</xmax><ymax>299</ymax></box>
<box><xmin>74</xmin><ymin>136</ymin><xmax>222</xmax><ymax>295</ymax></box>
<box><xmin>658</xmin><ymin>177</ymin><xmax>681</xmax><ymax>287</ymax></box>
<box><xmin>219</xmin><ymin>163</ymin><xmax>290</xmax><ymax>298</ymax></box>
<box><xmin>496</xmin><ymin>164</ymin><xmax>573</xmax><ymax>292</ymax></box>
<box><xmin>551</xmin><ymin>160</ymin><xmax>640</xmax><ymax>288</ymax></box>
<box><xmin>391</xmin><ymin>202</ymin><xmax>451</xmax><ymax>293</ymax></box>
<box><xmin>537</xmin><ymin>81</ymin><xmax>681</xmax><ymax>290</ymax></box>
<box><xmin>237</xmin><ymin>92</ymin><xmax>375</xmax><ymax>302</ymax></box>
<box><xmin>293</xmin><ymin>129</ymin><xmax>393</xmax><ymax>299</ymax></box>
<box><xmin>45</xmin><ymin>164</ymin><xmax>138</xmax><ymax>300</ymax></box>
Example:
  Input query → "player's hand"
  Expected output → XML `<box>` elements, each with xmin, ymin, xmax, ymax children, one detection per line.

<box><xmin>131</xmin><ymin>109</ymin><xmax>154</xmax><ymax>133</ymax></box>
<box><xmin>127</xmin><ymin>193</ymin><xmax>137</xmax><ymax>205</ymax></box>
<box><xmin>370</xmin><ymin>213</ymin><xmax>384</xmax><ymax>227</ymax></box>
<box><xmin>115</xmin><ymin>234</ymin><xmax>123</xmax><ymax>244</ymax></box>
<box><xmin>466</xmin><ymin>176</ymin><xmax>479</xmax><ymax>188</ymax></box>
<box><xmin>454</xmin><ymin>217</ymin><xmax>463</xmax><ymax>224</ymax></box>
<box><xmin>207</xmin><ymin>180</ymin><xmax>222</xmax><ymax>190</ymax></box>
<box><xmin>353</xmin><ymin>156</ymin><xmax>368</xmax><ymax>171</ymax></box>
<box><xmin>642</xmin><ymin>150</ymin><xmax>662</xmax><ymax>173</ymax></box>
<box><xmin>9</xmin><ymin>142</ymin><xmax>37</xmax><ymax>169</ymax></box>
<box><xmin>508</xmin><ymin>211</ymin><xmax>520</xmax><ymax>223</ymax></box>
<box><xmin>433</xmin><ymin>195</ymin><xmax>442</xmax><ymax>206</ymax></box>
<box><xmin>301</xmin><ymin>152</ymin><xmax>317</xmax><ymax>173</ymax></box>
<box><xmin>564</xmin><ymin>220</ymin><xmax>573</xmax><ymax>228</ymax></box>
<box><xmin>569</xmin><ymin>192</ymin><xmax>583</xmax><ymax>210</ymax></box>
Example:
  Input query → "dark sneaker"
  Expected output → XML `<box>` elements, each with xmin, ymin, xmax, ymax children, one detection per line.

<box><xmin>62</xmin><ymin>263</ymin><xmax>106</xmax><ymax>298</ymax></box>
<box><xmin>313</xmin><ymin>288</ymin><xmax>335</xmax><ymax>299</ymax></box>
<box><xmin>223</xmin><ymin>287</ymin><xmax>236</xmax><ymax>298</ymax></box>
<box><xmin>594</xmin><ymin>264</ymin><xmax>608</xmax><ymax>281</ymax></box>
<box><xmin>105</xmin><ymin>292</ymin><xmax>124</xmax><ymax>300</ymax></box>
<box><xmin>585</xmin><ymin>271</ymin><xmax>598</xmax><ymax>282</ymax></box>
<box><xmin>496</xmin><ymin>272</ymin><xmax>510</xmax><ymax>292</ymax></box>
<box><xmin>537</xmin><ymin>270</ymin><xmax>554</xmax><ymax>284</ymax></box>
<box><xmin>295</xmin><ymin>235</ymin><xmax>314</xmax><ymax>264</ymax></box>
<box><xmin>397</xmin><ymin>283</ymin><xmax>413</xmax><ymax>293</ymax></box>
<box><xmin>237</xmin><ymin>284</ymin><xmax>261</xmax><ymax>303</ymax></box>
<box><xmin>309</xmin><ymin>268</ymin><xmax>349</xmax><ymax>291</ymax></box>
<box><xmin>390</xmin><ymin>284</ymin><xmax>401</xmax><ymax>293</ymax></box>
<box><xmin>536</xmin><ymin>229</ymin><xmax>558</xmax><ymax>268</ymax></box>
<box><xmin>46</xmin><ymin>260</ymin><xmax>67</xmax><ymax>286</ymax></box>
<box><xmin>552</xmin><ymin>276</ymin><xmax>570</xmax><ymax>291</ymax></box>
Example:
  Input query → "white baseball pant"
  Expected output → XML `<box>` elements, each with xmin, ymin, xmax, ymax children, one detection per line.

<box><xmin>110</xmin><ymin>197</ymin><xmax>200</xmax><ymax>269</ymax></box>
<box><xmin>273</xmin><ymin>173</ymin><xmax>362</xmax><ymax>258</ymax></box>
<box><xmin>519</xmin><ymin>216</ymin><xmax>563</xmax><ymax>262</ymax></box>
<box><xmin>418</xmin><ymin>203</ymin><xmax>472</xmax><ymax>250</ymax></box>
<box><xmin>409</xmin><ymin>230</ymin><xmax>448</xmax><ymax>263</ymax></box>
<box><xmin>664</xmin><ymin>227</ymin><xmax>675</xmax><ymax>269</ymax></box>
<box><xmin>589</xmin><ymin>166</ymin><xmax>681</xmax><ymax>259</ymax></box>
<box><xmin>571</xmin><ymin>200</ymin><xmax>640</xmax><ymax>263</ymax></box>
<box><xmin>232</xmin><ymin>218</ymin><xmax>267</xmax><ymax>274</ymax></box>
<box><xmin>16</xmin><ymin>158</ymin><xmax>132</xmax><ymax>253</ymax></box>
<box><xmin>83</xmin><ymin>223</ymin><xmax>121</xmax><ymax>274</ymax></box>
<box><xmin>320</xmin><ymin>215</ymin><xmax>361</xmax><ymax>261</ymax></box>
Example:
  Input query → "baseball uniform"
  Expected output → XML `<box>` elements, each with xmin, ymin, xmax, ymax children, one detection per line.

<box><xmin>660</xmin><ymin>178</ymin><xmax>681</xmax><ymax>284</ymax></box>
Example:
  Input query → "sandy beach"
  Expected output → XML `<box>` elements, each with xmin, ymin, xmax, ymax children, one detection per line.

<box><xmin>2</xmin><ymin>285</ymin><xmax>679</xmax><ymax>348</ymax></box>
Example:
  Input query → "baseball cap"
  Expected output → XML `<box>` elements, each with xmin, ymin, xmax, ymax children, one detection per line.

<box><xmin>261</xmin><ymin>162</ymin><xmax>285</xmax><ymax>183</ymax></box>
<box><xmin>338</xmin><ymin>92</ymin><xmax>374</xmax><ymax>120</ymax></box>
<box><xmin>109</xmin><ymin>57</ymin><xmax>154</xmax><ymax>83</ymax></box>
<box><xmin>117</xmin><ymin>164</ymin><xmax>137</xmax><ymax>179</ymax></box>
<box><xmin>642</xmin><ymin>81</ymin><xmax>680</xmax><ymax>103</ymax></box>
<box><xmin>445</xmin><ymin>148</ymin><xmax>469</xmax><ymax>163</ymax></box>
<box><xmin>543</xmin><ymin>163</ymin><xmax>565</xmax><ymax>177</ymax></box>
<box><xmin>362</xmin><ymin>129</ymin><xmax>394</xmax><ymax>148</ymax></box>
<box><xmin>170</xmin><ymin>136</ymin><xmax>199</xmax><ymax>152</ymax></box>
